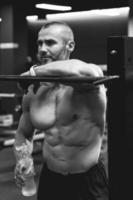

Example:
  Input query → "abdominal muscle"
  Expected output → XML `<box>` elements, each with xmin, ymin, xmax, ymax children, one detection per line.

<box><xmin>42</xmin><ymin>125</ymin><xmax>102</xmax><ymax>175</ymax></box>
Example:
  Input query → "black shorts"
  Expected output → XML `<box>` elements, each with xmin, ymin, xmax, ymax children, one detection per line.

<box><xmin>37</xmin><ymin>161</ymin><xmax>109</xmax><ymax>200</ymax></box>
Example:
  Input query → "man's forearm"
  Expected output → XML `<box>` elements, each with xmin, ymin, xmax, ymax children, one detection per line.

<box><xmin>14</xmin><ymin>130</ymin><xmax>34</xmax><ymax>162</ymax></box>
<box><xmin>22</xmin><ymin>60</ymin><xmax>102</xmax><ymax>78</ymax></box>
<box><xmin>14</xmin><ymin>135</ymin><xmax>33</xmax><ymax>162</ymax></box>
<box><xmin>34</xmin><ymin>61</ymin><xmax>77</xmax><ymax>76</ymax></box>
<box><xmin>21</xmin><ymin>61</ymin><xmax>76</xmax><ymax>77</ymax></box>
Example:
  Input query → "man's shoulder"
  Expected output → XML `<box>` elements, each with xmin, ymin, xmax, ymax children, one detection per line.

<box><xmin>69</xmin><ymin>59</ymin><xmax>103</xmax><ymax>77</ymax></box>
<box><xmin>70</xmin><ymin>59</ymin><xmax>102</xmax><ymax>70</ymax></box>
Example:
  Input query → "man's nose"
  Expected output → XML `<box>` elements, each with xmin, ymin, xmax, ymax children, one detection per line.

<box><xmin>41</xmin><ymin>43</ymin><xmax>47</xmax><ymax>52</ymax></box>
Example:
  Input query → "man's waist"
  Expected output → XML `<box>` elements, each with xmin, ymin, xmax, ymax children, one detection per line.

<box><xmin>45</xmin><ymin>155</ymin><xmax>98</xmax><ymax>175</ymax></box>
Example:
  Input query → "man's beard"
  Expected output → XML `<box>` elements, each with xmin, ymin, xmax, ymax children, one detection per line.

<box><xmin>40</xmin><ymin>57</ymin><xmax>53</xmax><ymax>65</ymax></box>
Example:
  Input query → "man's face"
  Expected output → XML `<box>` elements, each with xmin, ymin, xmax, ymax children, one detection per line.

<box><xmin>37</xmin><ymin>25</ymin><xmax>70</xmax><ymax>65</ymax></box>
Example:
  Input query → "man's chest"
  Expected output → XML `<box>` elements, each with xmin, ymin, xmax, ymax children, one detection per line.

<box><xmin>29</xmin><ymin>85</ymin><xmax>91</xmax><ymax>129</ymax></box>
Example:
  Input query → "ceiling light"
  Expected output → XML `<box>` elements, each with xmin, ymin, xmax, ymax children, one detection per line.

<box><xmin>46</xmin><ymin>7</ymin><xmax>129</xmax><ymax>20</ymax></box>
<box><xmin>0</xmin><ymin>18</ymin><xmax>2</xmax><ymax>22</ymax></box>
<box><xmin>0</xmin><ymin>43</ymin><xmax>19</xmax><ymax>49</ymax></box>
<box><xmin>26</xmin><ymin>15</ymin><xmax>38</xmax><ymax>21</ymax></box>
<box><xmin>35</xmin><ymin>3</ymin><xmax>72</xmax><ymax>11</ymax></box>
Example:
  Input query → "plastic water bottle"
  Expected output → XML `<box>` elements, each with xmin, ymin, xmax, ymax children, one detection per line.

<box><xmin>21</xmin><ymin>157</ymin><xmax>37</xmax><ymax>196</ymax></box>
<box><xmin>22</xmin><ymin>171</ymin><xmax>37</xmax><ymax>196</ymax></box>
<box><xmin>22</xmin><ymin>175</ymin><xmax>36</xmax><ymax>196</ymax></box>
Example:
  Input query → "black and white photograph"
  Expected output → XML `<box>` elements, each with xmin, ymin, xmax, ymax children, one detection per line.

<box><xmin>0</xmin><ymin>0</ymin><xmax>131</xmax><ymax>200</ymax></box>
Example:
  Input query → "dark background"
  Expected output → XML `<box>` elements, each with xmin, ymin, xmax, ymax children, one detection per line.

<box><xmin>0</xmin><ymin>0</ymin><xmax>130</xmax><ymax>126</ymax></box>
<box><xmin>0</xmin><ymin>1</ymin><xmax>132</xmax><ymax>200</ymax></box>
<box><xmin>0</xmin><ymin>0</ymin><xmax>129</xmax><ymax>75</ymax></box>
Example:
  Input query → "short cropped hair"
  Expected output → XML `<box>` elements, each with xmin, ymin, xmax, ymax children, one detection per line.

<box><xmin>41</xmin><ymin>21</ymin><xmax>71</xmax><ymax>31</ymax></box>
<box><xmin>39</xmin><ymin>21</ymin><xmax>74</xmax><ymax>41</ymax></box>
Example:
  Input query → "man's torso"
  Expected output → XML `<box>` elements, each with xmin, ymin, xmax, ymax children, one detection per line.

<box><xmin>25</xmin><ymin>83</ymin><xmax>106</xmax><ymax>174</ymax></box>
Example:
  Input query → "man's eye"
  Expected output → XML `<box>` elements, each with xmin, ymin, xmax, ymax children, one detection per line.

<box><xmin>37</xmin><ymin>41</ymin><xmax>42</xmax><ymax>46</ymax></box>
<box><xmin>46</xmin><ymin>40</ymin><xmax>56</xmax><ymax>46</ymax></box>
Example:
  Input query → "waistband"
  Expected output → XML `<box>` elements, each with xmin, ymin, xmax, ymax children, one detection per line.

<box><xmin>42</xmin><ymin>161</ymin><xmax>103</xmax><ymax>176</ymax></box>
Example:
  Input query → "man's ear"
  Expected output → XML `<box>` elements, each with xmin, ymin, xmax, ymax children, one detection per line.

<box><xmin>66</xmin><ymin>40</ymin><xmax>75</xmax><ymax>52</ymax></box>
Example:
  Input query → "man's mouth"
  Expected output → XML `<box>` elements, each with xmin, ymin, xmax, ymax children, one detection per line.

<box><xmin>41</xmin><ymin>56</ymin><xmax>49</xmax><ymax>59</ymax></box>
<box><xmin>40</xmin><ymin>57</ymin><xmax>52</xmax><ymax>64</ymax></box>
<box><xmin>41</xmin><ymin>56</ymin><xmax>52</xmax><ymax>60</ymax></box>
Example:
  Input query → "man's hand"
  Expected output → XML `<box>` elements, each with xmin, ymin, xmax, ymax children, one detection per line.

<box><xmin>21</xmin><ymin>65</ymin><xmax>36</xmax><ymax>77</ymax></box>
<box><xmin>17</xmin><ymin>70</ymin><xmax>36</xmax><ymax>94</ymax></box>
<box><xmin>21</xmin><ymin>71</ymin><xmax>31</xmax><ymax>76</ymax></box>
<box><xmin>14</xmin><ymin>162</ymin><xmax>27</xmax><ymax>188</ymax></box>
<box><xmin>14</xmin><ymin>157</ymin><xmax>35</xmax><ymax>188</ymax></box>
